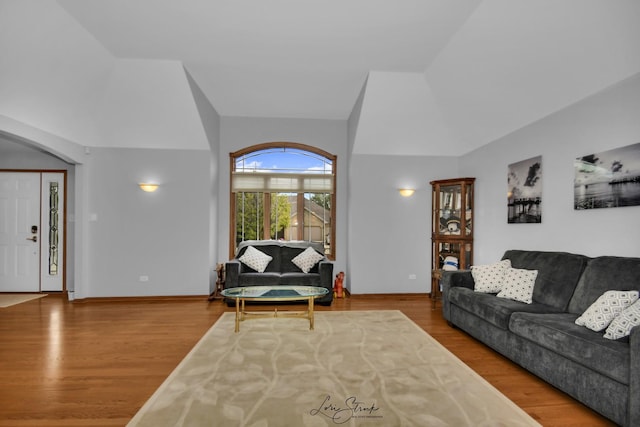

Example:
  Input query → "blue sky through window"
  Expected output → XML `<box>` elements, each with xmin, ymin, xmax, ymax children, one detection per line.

<box><xmin>236</xmin><ymin>148</ymin><xmax>332</xmax><ymax>174</ymax></box>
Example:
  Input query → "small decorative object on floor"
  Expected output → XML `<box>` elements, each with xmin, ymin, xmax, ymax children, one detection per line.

<box><xmin>208</xmin><ymin>264</ymin><xmax>225</xmax><ymax>301</ymax></box>
<box><xmin>334</xmin><ymin>271</ymin><xmax>344</xmax><ymax>298</ymax></box>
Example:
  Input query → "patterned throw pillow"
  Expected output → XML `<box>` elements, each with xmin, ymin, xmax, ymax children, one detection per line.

<box><xmin>575</xmin><ymin>290</ymin><xmax>639</xmax><ymax>332</ymax></box>
<box><xmin>604</xmin><ymin>299</ymin><xmax>640</xmax><ymax>340</ymax></box>
<box><xmin>238</xmin><ymin>246</ymin><xmax>273</xmax><ymax>273</ymax></box>
<box><xmin>292</xmin><ymin>247</ymin><xmax>324</xmax><ymax>273</ymax></box>
<box><xmin>472</xmin><ymin>259</ymin><xmax>512</xmax><ymax>293</ymax></box>
<box><xmin>496</xmin><ymin>267</ymin><xmax>538</xmax><ymax>304</ymax></box>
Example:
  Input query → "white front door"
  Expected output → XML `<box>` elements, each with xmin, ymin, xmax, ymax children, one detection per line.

<box><xmin>0</xmin><ymin>173</ymin><xmax>41</xmax><ymax>292</ymax></box>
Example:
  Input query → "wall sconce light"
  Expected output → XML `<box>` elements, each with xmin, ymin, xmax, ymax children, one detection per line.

<box><xmin>139</xmin><ymin>183</ymin><xmax>159</xmax><ymax>193</ymax></box>
<box><xmin>398</xmin><ymin>188</ymin><xmax>415</xmax><ymax>197</ymax></box>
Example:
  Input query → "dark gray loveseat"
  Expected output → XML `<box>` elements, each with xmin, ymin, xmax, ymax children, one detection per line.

<box><xmin>225</xmin><ymin>240</ymin><xmax>333</xmax><ymax>305</ymax></box>
<box><xmin>442</xmin><ymin>250</ymin><xmax>640</xmax><ymax>426</ymax></box>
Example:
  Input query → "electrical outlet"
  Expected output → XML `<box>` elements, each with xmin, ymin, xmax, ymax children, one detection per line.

<box><xmin>139</xmin><ymin>275</ymin><xmax>149</xmax><ymax>282</ymax></box>
<box><xmin>408</xmin><ymin>274</ymin><xmax>417</xmax><ymax>280</ymax></box>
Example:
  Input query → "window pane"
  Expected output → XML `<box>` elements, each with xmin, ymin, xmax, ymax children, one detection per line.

<box><xmin>231</xmin><ymin>144</ymin><xmax>335</xmax><ymax>259</ymax></box>
<box><xmin>235</xmin><ymin>192</ymin><xmax>264</xmax><ymax>245</ymax></box>
<box><xmin>305</xmin><ymin>193</ymin><xmax>331</xmax><ymax>251</ymax></box>
<box><xmin>270</xmin><ymin>193</ymin><xmax>290</xmax><ymax>240</ymax></box>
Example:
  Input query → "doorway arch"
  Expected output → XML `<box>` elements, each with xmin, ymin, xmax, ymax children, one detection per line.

<box><xmin>0</xmin><ymin>117</ymin><xmax>88</xmax><ymax>300</ymax></box>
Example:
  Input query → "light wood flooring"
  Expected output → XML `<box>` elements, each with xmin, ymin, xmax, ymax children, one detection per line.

<box><xmin>0</xmin><ymin>293</ymin><xmax>615</xmax><ymax>426</ymax></box>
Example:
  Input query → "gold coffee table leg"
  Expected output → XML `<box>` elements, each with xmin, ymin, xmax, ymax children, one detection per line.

<box><xmin>234</xmin><ymin>298</ymin><xmax>240</xmax><ymax>333</ymax></box>
<box><xmin>309</xmin><ymin>296</ymin><xmax>315</xmax><ymax>330</ymax></box>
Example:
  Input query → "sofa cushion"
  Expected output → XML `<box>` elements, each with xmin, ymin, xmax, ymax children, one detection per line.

<box><xmin>472</xmin><ymin>259</ymin><xmax>511</xmax><ymax>293</ymax></box>
<box><xmin>279</xmin><ymin>272</ymin><xmax>322</xmax><ymax>286</ymax></box>
<box><xmin>502</xmin><ymin>250</ymin><xmax>589</xmax><ymax>310</ymax></box>
<box><xmin>575</xmin><ymin>290</ymin><xmax>639</xmax><ymax>332</ymax></box>
<box><xmin>292</xmin><ymin>247</ymin><xmax>325</xmax><ymax>273</ymax></box>
<box><xmin>567</xmin><ymin>256</ymin><xmax>640</xmax><ymax>315</ymax></box>
<box><xmin>448</xmin><ymin>287</ymin><xmax>563</xmax><ymax>330</ymax></box>
<box><xmin>238</xmin><ymin>272</ymin><xmax>282</xmax><ymax>286</ymax></box>
<box><xmin>496</xmin><ymin>267</ymin><xmax>538</xmax><ymax>304</ymax></box>
<box><xmin>509</xmin><ymin>312</ymin><xmax>631</xmax><ymax>385</ymax></box>
<box><xmin>238</xmin><ymin>246</ymin><xmax>274</xmax><ymax>273</ymax></box>
<box><xmin>605</xmin><ymin>299</ymin><xmax>640</xmax><ymax>340</ymax></box>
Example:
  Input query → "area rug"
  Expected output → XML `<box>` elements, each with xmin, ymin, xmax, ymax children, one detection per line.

<box><xmin>128</xmin><ymin>310</ymin><xmax>540</xmax><ymax>426</ymax></box>
<box><xmin>0</xmin><ymin>293</ymin><xmax>47</xmax><ymax>308</ymax></box>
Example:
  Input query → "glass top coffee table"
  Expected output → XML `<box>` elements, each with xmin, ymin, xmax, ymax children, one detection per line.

<box><xmin>220</xmin><ymin>285</ymin><xmax>329</xmax><ymax>332</ymax></box>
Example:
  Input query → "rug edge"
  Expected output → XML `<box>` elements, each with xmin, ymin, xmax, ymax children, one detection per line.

<box><xmin>0</xmin><ymin>293</ymin><xmax>48</xmax><ymax>308</ymax></box>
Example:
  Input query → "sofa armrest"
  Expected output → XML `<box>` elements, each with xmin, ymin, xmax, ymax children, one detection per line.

<box><xmin>442</xmin><ymin>269</ymin><xmax>474</xmax><ymax>291</ymax></box>
<box><xmin>629</xmin><ymin>325</ymin><xmax>640</xmax><ymax>426</ymax></box>
<box><xmin>441</xmin><ymin>269</ymin><xmax>474</xmax><ymax>322</ymax></box>
<box><xmin>319</xmin><ymin>260</ymin><xmax>334</xmax><ymax>292</ymax></box>
<box><xmin>224</xmin><ymin>260</ymin><xmax>241</xmax><ymax>289</ymax></box>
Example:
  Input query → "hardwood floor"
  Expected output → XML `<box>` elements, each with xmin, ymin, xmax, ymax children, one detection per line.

<box><xmin>0</xmin><ymin>293</ymin><xmax>615</xmax><ymax>426</ymax></box>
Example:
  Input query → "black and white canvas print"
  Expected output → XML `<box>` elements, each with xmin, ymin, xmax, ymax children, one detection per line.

<box><xmin>508</xmin><ymin>155</ymin><xmax>542</xmax><ymax>223</ymax></box>
<box><xmin>574</xmin><ymin>142</ymin><xmax>640</xmax><ymax>210</ymax></box>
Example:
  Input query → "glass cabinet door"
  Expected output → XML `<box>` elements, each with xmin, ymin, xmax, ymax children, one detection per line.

<box><xmin>437</xmin><ymin>184</ymin><xmax>462</xmax><ymax>235</ymax></box>
<box><xmin>430</xmin><ymin>177</ymin><xmax>475</xmax><ymax>309</ymax></box>
<box><xmin>463</xmin><ymin>183</ymin><xmax>473</xmax><ymax>236</ymax></box>
<box><xmin>433</xmin><ymin>181</ymin><xmax>473</xmax><ymax>238</ymax></box>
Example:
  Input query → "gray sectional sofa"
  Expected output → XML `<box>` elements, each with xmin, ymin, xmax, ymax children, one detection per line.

<box><xmin>442</xmin><ymin>250</ymin><xmax>640</xmax><ymax>426</ymax></box>
<box><xmin>225</xmin><ymin>240</ymin><xmax>333</xmax><ymax>305</ymax></box>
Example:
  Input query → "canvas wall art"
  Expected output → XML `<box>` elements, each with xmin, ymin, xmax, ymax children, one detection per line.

<box><xmin>507</xmin><ymin>155</ymin><xmax>542</xmax><ymax>223</ymax></box>
<box><xmin>574</xmin><ymin>142</ymin><xmax>640</xmax><ymax>210</ymax></box>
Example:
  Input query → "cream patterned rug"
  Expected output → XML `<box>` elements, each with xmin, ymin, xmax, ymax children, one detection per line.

<box><xmin>0</xmin><ymin>293</ymin><xmax>47</xmax><ymax>308</ymax></box>
<box><xmin>129</xmin><ymin>310</ymin><xmax>540</xmax><ymax>426</ymax></box>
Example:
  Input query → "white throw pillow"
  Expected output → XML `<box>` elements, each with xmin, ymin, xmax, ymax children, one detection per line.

<box><xmin>575</xmin><ymin>290</ymin><xmax>639</xmax><ymax>332</ymax></box>
<box><xmin>604</xmin><ymin>299</ymin><xmax>640</xmax><ymax>340</ymax></box>
<box><xmin>238</xmin><ymin>246</ymin><xmax>273</xmax><ymax>273</ymax></box>
<box><xmin>472</xmin><ymin>259</ymin><xmax>512</xmax><ymax>293</ymax></box>
<box><xmin>496</xmin><ymin>267</ymin><xmax>538</xmax><ymax>304</ymax></box>
<box><xmin>292</xmin><ymin>247</ymin><xmax>324</xmax><ymax>273</ymax></box>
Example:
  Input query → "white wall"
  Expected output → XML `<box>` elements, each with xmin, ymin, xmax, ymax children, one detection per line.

<box><xmin>219</xmin><ymin>117</ymin><xmax>348</xmax><ymax>274</ymax></box>
<box><xmin>425</xmin><ymin>0</ymin><xmax>640</xmax><ymax>153</ymax></box>
<box><xmin>84</xmin><ymin>147</ymin><xmax>211</xmax><ymax>297</ymax></box>
<box><xmin>346</xmin><ymin>79</ymin><xmax>366</xmax><ymax>291</ymax></box>
<box><xmin>3</xmin><ymin>1</ymin><xmax>638</xmax><ymax>299</ymax></box>
<box><xmin>348</xmin><ymin>154</ymin><xmax>458</xmax><ymax>294</ymax></box>
<box><xmin>460</xmin><ymin>72</ymin><xmax>640</xmax><ymax>264</ymax></box>
<box><xmin>353</xmin><ymin>71</ymin><xmax>455</xmax><ymax>155</ymax></box>
<box><xmin>0</xmin><ymin>0</ymin><xmax>114</xmax><ymax>146</ymax></box>
<box><xmin>97</xmin><ymin>59</ymin><xmax>211</xmax><ymax>150</ymax></box>
<box><xmin>185</xmin><ymin>69</ymin><xmax>222</xmax><ymax>293</ymax></box>
<box><xmin>0</xmin><ymin>136</ymin><xmax>73</xmax><ymax>170</ymax></box>
<box><xmin>0</xmin><ymin>2</ymin><xmax>221</xmax><ymax>299</ymax></box>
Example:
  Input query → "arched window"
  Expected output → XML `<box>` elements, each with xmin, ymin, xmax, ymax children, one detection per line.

<box><xmin>230</xmin><ymin>142</ymin><xmax>336</xmax><ymax>259</ymax></box>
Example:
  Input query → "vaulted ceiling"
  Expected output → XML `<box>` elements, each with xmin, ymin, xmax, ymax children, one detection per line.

<box><xmin>5</xmin><ymin>1</ymin><xmax>640</xmax><ymax>156</ymax></box>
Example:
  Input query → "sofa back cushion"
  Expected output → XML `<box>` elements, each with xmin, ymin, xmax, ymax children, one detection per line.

<box><xmin>567</xmin><ymin>256</ymin><xmax>640</xmax><ymax>315</ymax></box>
<box><xmin>502</xmin><ymin>250</ymin><xmax>589</xmax><ymax>311</ymax></box>
<box><xmin>236</xmin><ymin>240</ymin><xmax>326</xmax><ymax>274</ymax></box>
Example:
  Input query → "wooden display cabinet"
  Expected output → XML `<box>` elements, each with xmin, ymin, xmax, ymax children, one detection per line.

<box><xmin>431</xmin><ymin>177</ymin><xmax>475</xmax><ymax>309</ymax></box>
